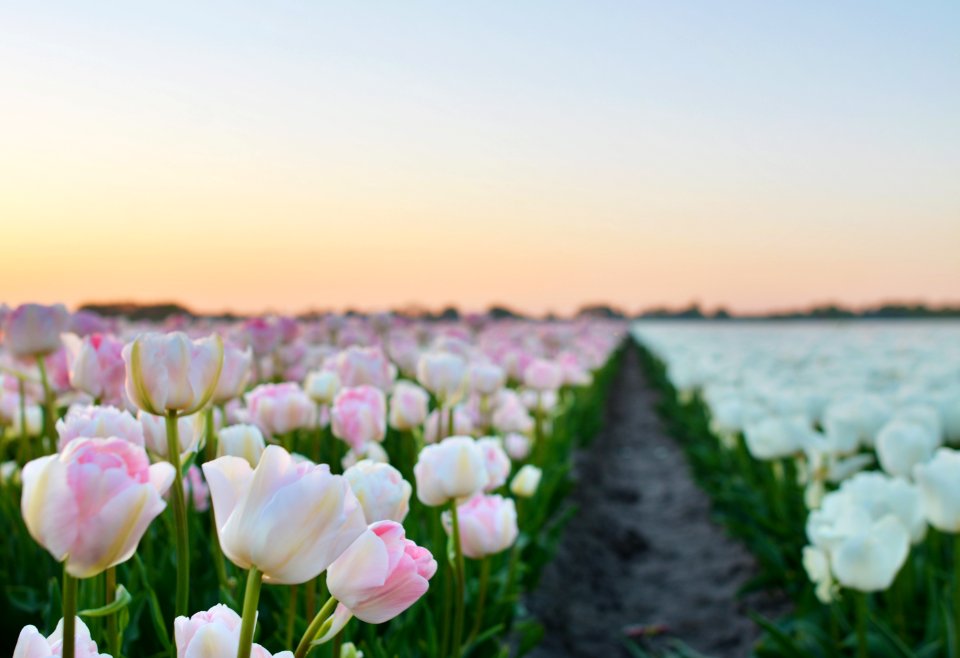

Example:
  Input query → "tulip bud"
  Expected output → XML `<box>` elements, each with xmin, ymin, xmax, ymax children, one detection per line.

<box><xmin>304</xmin><ymin>370</ymin><xmax>340</xmax><ymax>405</ymax></box>
<box><xmin>174</xmin><ymin>604</ymin><xmax>294</xmax><ymax>658</ymax></box>
<box><xmin>914</xmin><ymin>448</ymin><xmax>960</xmax><ymax>532</ymax></box>
<box><xmin>417</xmin><ymin>352</ymin><xmax>466</xmax><ymax>406</ymax></box>
<box><xmin>211</xmin><ymin>343</ymin><xmax>253</xmax><ymax>404</ymax></box>
<box><xmin>477</xmin><ymin>437</ymin><xmax>510</xmax><ymax>491</ymax></box>
<box><xmin>217</xmin><ymin>424</ymin><xmax>266</xmax><ymax>467</ymax></box>
<box><xmin>21</xmin><ymin>438</ymin><xmax>174</xmax><ymax>577</ymax></box>
<box><xmin>442</xmin><ymin>494</ymin><xmax>518</xmax><ymax>558</ymax></box>
<box><xmin>13</xmin><ymin>618</ymin><xmax>110</xmax><ymax>658</ymax></box>
<box><xmin>61</xmin><ymin>333</ymin><xmax>126</xmax><ymax>404</ymax></box>
<box><xmin>469</xmin><ymin>363</ymin><xmax>505</xmax><ymax>397</ymax></box>
<box><xmin>332</xmin><ymin>386</ymin><xmax>387</xmax><ymax>452</ymax></box>
<box><xmin>503</xmin><ymin>433</ymin><xmax>532</xmax><ymax>461</ymax></box>
<box><xmin>510</xmin><ymin>464</ymin><xmax>542</xmax><ymax>498</ymax></box>
<box><xmin>203</xmin><ymin>445</ymin><xmax>367</xmax><ymax>584</ymax></box>
<box><xmin>414</xmin><ymin>436</ymin><xmax>487</xmax><ymax>506</ymax></box>
<box><xmin>324</xmin><ymin>346</ymin><xmax>395</xmax><ymax>392</ymax></box>
<box><xmin>56</xmin><ymin>404</ymin><xmax>144</xmax><ymax>451</ymax></box>
<box><xmin>245</xmin><ymin>383</ymin><xmax>317</xmax><ymax>438</ymax></box>
<box><xmin>122</xmin><ymin>332</ymin><xmax>224</xmax><ymax>416</ymax></box>
<box><xmin>523</xmin><ymin>359</ymin><xmax>563</xmax><ymax>392</ymax></box>
<box><xmin>4</xmin><ymin>303</ymin><xmax>70</xmax><ymax>357</ymax></box>
<box><xmin>388</xmin><ymin>381</ymin><xmax>429</xmax><ymax>431</ymax></box>
<box><xmin>344</xmin><ymin>460</ymin><xmax>412</xmax><ymax>523</ymax></box>
<box><xmin>321</xmin><ymin>521</ymin><xmax>436</xmax><ymax>640</ymax></box>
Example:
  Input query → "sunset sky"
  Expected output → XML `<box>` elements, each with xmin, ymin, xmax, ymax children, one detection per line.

<box><xmin>1</xmin><ymin>2</ymin><xmax>958</xmax><ymax>315</ymax></box>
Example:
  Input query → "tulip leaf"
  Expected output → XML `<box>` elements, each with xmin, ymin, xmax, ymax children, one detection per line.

<box><xmin>79</xmin><ymin>584</ymin><xmax>132</xmax><ymax>617</ymax></box>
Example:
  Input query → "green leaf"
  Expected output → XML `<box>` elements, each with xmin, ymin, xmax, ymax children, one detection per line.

<box><xmin>79</xmin><ymin>584</ymin><xmax>132</xmax><ymax>617</ymax></box>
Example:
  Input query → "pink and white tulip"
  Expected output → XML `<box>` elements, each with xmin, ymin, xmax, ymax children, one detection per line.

<box><xmin>414</xmin><ymin>436</ymin><xmax>488</xmax><ymax>506</ymax></box>
<box><xmin>388</xmin><ymin>381</ymin><xmax>429</xmax><ymax>431</ymax></box>
<box><xmin>4</xmin><ymin>303</ymin><xmax>70</xmax><ymax>357</ymax></box>
<box><xmin>13</xmin><ymin>618</ymin><xmax>109</xmax><ymax>658</ymax></box>
<box><xmin>56</xmin><ymin>405</ymin><xmax>144</xmax><ymax>451</ymax></box>
<box><xmin>175</xmin><ymin>604</ymin><xmax>293</xmax><ymax>658</ymax></box>
<box><xmin>443</xmin><ymin>494</ymin><xmax>518</xmax><ymax>558</ymax></box>
<box><xmin>245</xmin><ymin>383</ymin><xmax>317</xmax><ymax>438</ymax></box>
<box><xmin>332</xmin><ymin>386</ymin><xmax>387</xmax><ymax>452</ymax></box>
<box><xmin>344</xmin><ymin>460</ymin><xmax>412</xmax><ymax>523</ymax></box>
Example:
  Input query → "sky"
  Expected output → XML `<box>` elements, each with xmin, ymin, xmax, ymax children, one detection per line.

<box><xmin>1</xmin><ymin>1</ymin><xmax>958</xmax><ymax>315</ymax></box>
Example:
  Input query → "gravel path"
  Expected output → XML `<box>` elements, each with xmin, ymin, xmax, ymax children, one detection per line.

<box><xmin>527</xmin><ymin>347</ymin><xmax>785</xmax><ymax>657</ymax></box>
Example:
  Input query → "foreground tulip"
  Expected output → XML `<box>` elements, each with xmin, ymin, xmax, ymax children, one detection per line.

<box><xmin>21</xmin><ymin>437</ymin><xmax>174</xmax><ymax>577</ymax></box>
<box><xmin>331</xmin><ymin>385</ymin><xmax>387</xmax><ymax>452</ymax></box>
<box><xmin>443</xmin><ymin>494</ymin><xmax>519</xmax><ymax>558</ymax></box>
<box><xmin>203</xmin><ymin>445</ymin><xmax>367</xmax><ymax>583</ymax></box>
<box><xmin>175</xmin><ymin>604</ymin><xmax>294</xmax><ymax>658</ymax></box>
<box><xmin>344</xmin><ymin>460</ymin><xmax>412</xmax><ymax>523</ymax></box>
<box><xmin>122</xmin><ymin>332</ymin><xmax>224</xmax><ymax>417</ymax></box>
<box><xmin>414</xmin><ymin>436</ymin><xmax>488</xmax><ymax>506</ymax></box>
<box><xmin>217</xmin><ymin>424</ymin><xmax>266</xmax><ymax>467</ymax></box>
<box><xmin>297</xmin><ymin>521</ymin><xmax>436</xmax><ymax>655</ymax></box>
<box><xmin>56</xmin><ymin>405</ymin><xmax>144</xmax><ymax>451</ymax></box>
<box><xmin>4</xmin><ymin>303</ymin><xmax>70</xmax><ymax>358</ymax></box>
<box><xmin>14</xmin><ymin>618</ymin><xmax>109</xmax><ymax>658</ymax></box>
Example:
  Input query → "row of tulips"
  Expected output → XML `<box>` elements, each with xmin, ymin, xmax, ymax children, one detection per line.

<box><xmin>633</xmin><ymin>321</ymin><xmax>960</xmax><ymax>658</ymax></box>
<box><xmin>0</xmin><ymin>303</ymin><xmax>626</xmax><ymax>657</ymax></box>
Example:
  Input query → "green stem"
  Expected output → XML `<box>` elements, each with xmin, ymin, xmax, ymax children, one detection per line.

<box><xmin>856</xmin><ymin>592</ymin><xmax>868</xmax><ymax>658</ymax></box>
<box><xmin>449</xmin><ymin>499</ymin><xmax>466</xmax><ymax>658</ymax></box>
<box><xmin>165</xmin><ymin>411</ymin><xmax>190</xmax><ymax>618</ymax></box>
<box><xmin>105</xmin><ymin>566</ymin><xmax>119</xmax><ymax>657</ymax></box>
<box><xmin>17</xmin><ymin>378</ymin><xmax>29</xmax><ymax>463</ymax></box>
<box><xmin>285</xmin><ymin>585</ymin><xmax>298</xmax><ymax>649</ymax></box>
<box><xmin>62</xmin><ymin>567</ymin><xmax>78</xmax><ymax>658</ymax></box>
<box><xmin>36</xmin><ymin>356</ymin><xmax>57</xmax><ymax>454</ymax></box>
<box><xmin>237</xmin><ymin>567</ymin><xmax>264</xmax><ymax>658</ymax></box>
<box><xmin>467</xmin><ymin>558</ymin><xmax>490</xmax><ymax>646</ymax></box>
<box><xmin>954</xmin><ymin>535</ymin><xmax>960</xmax><ymax>658</ymax></box>
<box><xmin>294</xmin><ymin>595</ymin><xmax>337</xmax><ymax>658</ymax></box>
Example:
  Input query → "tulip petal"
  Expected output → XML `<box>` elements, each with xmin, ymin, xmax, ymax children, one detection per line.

<box><xmin>203</xmin><ymin>456</ymin><xmax>254</xmax><ymax>535</ymax></box>
<box><xmin>21</xmin><ymin>455</ymin><xmax>78</xmax><ymax>563</ymax></box>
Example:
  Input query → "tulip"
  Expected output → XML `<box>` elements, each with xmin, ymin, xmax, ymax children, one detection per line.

<box><xmin>523</xmin><ymin>358</ymin><xmax>563</xmax><ymax>392</ymax></box>
<box><xmin>913</xmin><ymin>448</ymin><xmax>960</xmax><ymax>532</ymax></box>
<box><xmin>417</xmin><ymin>352</ymin><xmax>466</xmax><ymax>406</ymax></box>
<box><xmin>491</xmin><ymin>394</ymin><xmax>534</xmax><ymax>435</ymax></box>
<box><xmin>212</xmin><ymin>342</ymin><xmax>253</xmax><ymax>404</ymax></box>
<box><xmin>139</xmin><ymin>410</ymin><xmax>205</xmax><ymax>461</ymax></box>
<box><xmin>202</xmin><ymin>445</ymin><xmax>367</xmax><ymax>584</ymax></box>
<box><xmin>477</xmin><ymin>437</ymin><xmax>510</xmax><ymax>491</ymax></box>
<box><xmin>503</xmin><ymin>432</ymin><xmax>532</xmax><ymax>461</ymax></box>
<box><xmin>21</xmin><ymin>438</ymin><xmax>174</xmax><ymax>577</ymax></box>
<box><xmin>122</xmin><ymin>332</ymin><xmax>224</xmax><ymax>417</ymax></box>
<box><xmin>302</xmin><ymin>522</ymin><xmax>436</xmax><ymax>651</ymax></box>
<box><xmin>443</xmin><ymin>494</ymin><xmax>519</xmax><ymax>559</ymax></box>
<box><xmin>304</xmin><ymin>370</ymin><xmax>340</xmax><ymax>405</ymax></box>
<box><xmin>56</xmin><ymin>405</ymin><xmax>144</xmax><ymax>451</ymax></box>
<box><xmin>344</xmin><ymin>460</ymin><xmax>412</xmax><ymax>523</ymax></box>
<box><xmin>218</xmin><ymin>424</ymin><xmax>266</xmax><ymax>467</ymax></box>
<box><xmin>831</xmin><ymin>515</ymin><xmax>909</xmax><ymax>592</ymax></box>
<box><xmin>183</xmin><ymin>464</ymin><xmax>210</xmax><ymax>512</ymax></box>
<box><xmin>388</xmin><ymin>381</ymin><xmax>429</xmax><ymax>431</ymax></box>
<box><xmin>245</xmin><ymin>383</ymin><xmax>317</xmax><ymax>438</ymax></box>
<box><xmin>61</xmin><ymin>333</ymin><xmax>126</xmax><ymax>405</ymax></box>
<box><xmin>341</xmin><ymin>441</ymin><xmax>389</xmax><ymax>470</ymax></box>
<box><xmin>469</xmin><ymin>363</ymin><xmax>505</xmax><ymax>396</ymax></box>
<box><xmin>175</xmin><ymin>604</ymin><xmax>294</xmax><ymax>658</ymax></box>
<box><xmin>13</xmin><ymin>618</ymin><xmax>109</xmax><ymax>658</ymax></box>
<box><xmin>510</xmin><ymin>464</ymin><xmax>542</xmax><ymax>498</ymax></box>
<box><xmin>324</xmin><ymin>346</ymin><xmax>395</xmax><ymax>392</ymax></box>
<box><xmin>4</xmin><ymin>303</ymin><xmax>70</xmax><ymax>357</ymax></box>
<box><xmin>743</xmin><ymin>414</ymin><xmax>813</xmax><ymax>461</ymax></box>
<box><xmin>877</xmin><ymin>419</ymin><xmax>940</xmax><ymax>479</ymax></box>
<box><xmin>331</xmin><ymin>386</ymin><xmax>387</xmax><ymax>452</ymax></box>
<box><xmin>414</xmin><ymin>436</ymin><xmax>488</xmax><ymax>507</ymax></box>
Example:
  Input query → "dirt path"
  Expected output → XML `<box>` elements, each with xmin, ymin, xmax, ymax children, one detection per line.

<box><xmin>527</xmin><ymin>347</ymin><xmax>784</xmax><ymax>657</ymax></box>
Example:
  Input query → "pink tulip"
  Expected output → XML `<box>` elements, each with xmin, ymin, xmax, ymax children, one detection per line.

<box><xmin>175</xmin><ymin>604</ymin><xmax>294</xmax><ymax>658</ymax></box>
<box><xmin>492</xmin><ymin>393</ymin><xmax>534</xmax><ymax>435</ymax></box>
<box><xmin>332</xmin><ymin>386</ymin><xmax>387</xmax><ymax>452</ymax></box>
<box><xmin>321</xmin><ymin>521</ymin><xmax>436</xmax><ymax>639</ymax></box>
<box><xmin>324</xmin><ymin>346</ymin><xmax>395</xmax><ymax>392</ymax></box>
<box><xmin>4</xmin><ymin>303</ymin><xmax>70</xmax><ymax>357</ymax></box>
<box><xmin>21</xmin><ymin>438</ymin><xmax>174</xmax><ymax>577</ymax></box>
<box><xmin>69</xmin><ymin>310</ymin><xmax>111</xmax><ymax>337</ymax></box>
<box><xmin>56</xmin><ymin>404</ymin><xmax>144</xmax><ymax>451</ymax></box>
<box><xmin>13</xmin><ymin>618</ymin><xmax>109</xmax><ymax>658</ymax></box>
<box><xmin>477</xmin><ymin>437</ymin><xmax>511</xmax><ymax>491</ymax></box>
<box><xmin>443</xmin><ymin>494</ymin><xmax>518</xmax><ymax>558</ymax></box>
<box><xmin>202</xmin><ymin>445</ymin><xmax>366</xmax><ymax>584</ymax></box>
<box><xmin>504</xmin><ymin>432</ymin><xmax>532</xmax><ymax>461</ymax></box>
<box><xmin>523</xmin><ymin>358</ymin><xmax>563</xmax><ymax>392</ymax></box>
<box><xmin>239</xmin><ymin>317</ymin><xmax>282</xmax><ymax>357</ymax></box>
<box><xmin>122</xmin><ymin>332</ymin><xmax>224</xmax><ymax>416</ymax></box>
<box><xmin>211</xmin><ymin>342</ymin><xmax>253</xmax><ymax>404</ymax></box>
<box><xmin>388</xmin><ymin>381</ymin><xmax>429</xmax><ymax>431</ymax></box>
<box><xmin>61</xmin><ymin>333</ymin><xmax>127</xmax><ymax>404</ymax></box>
<box><xmin>245</xmin><ymin>383</ymin><xmax>317</xmax><ymax>437</ymax></box>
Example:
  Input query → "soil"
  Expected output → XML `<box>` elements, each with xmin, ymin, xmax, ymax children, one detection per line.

<box><xmin>526</xmin><ymin>347</ymin><xmax>788</xmax><ymax>658</ymax></box>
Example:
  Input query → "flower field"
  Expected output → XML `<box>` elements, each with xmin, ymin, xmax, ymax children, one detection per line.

<box><xmin>633</xmin><ymin>320</ymin><xmax>960</xmax><ymax>658</ymax></box>
<box><xmin>0</xmin><ymin>304</ymin><xmax>624</xmax><ymax>658</ymax></box>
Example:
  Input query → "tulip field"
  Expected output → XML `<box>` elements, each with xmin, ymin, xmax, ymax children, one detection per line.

<box><xmin>633</xmin><ymin>320</ymin><xmax>960</xmax><ymax>658</ymax></box>
<box><xmin>0</xmin><ymin>304</ymin><xmax>624</xmax><ymax>658</ymax></box>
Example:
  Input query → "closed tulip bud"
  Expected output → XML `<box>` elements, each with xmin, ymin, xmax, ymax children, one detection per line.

<box><xmin>122</xmin><ymin>332</ymin><xmax>224</xmax><ymax>416</ymax></box>
<box><xmin>503</xmin><ymin>433</ymin><xmax>532</xmax><ymax>461</ymax></box>
<box><xmin>13</xmin><ymin>618</ymin><xmax>110</xmax><ymax>658</ymax></box>
<box><xmin>56</xmin><ymin>405</ymin><xmax>144</xmax><ymax>451</ymax></box>
<box><xmin>344</xmin><ymin>460</ymin><xmax>412</xmax><ymax>523</ymax></box>
<box><xmin>175</xmin><ymin>604</ymin><xmax>294</xmax><ymax>658</ymax></box>
<box><xmin>321</xmin><ymin>521</ymin><xmax>436</xmax><ymax>640</ymax></box>
<box><xmin>217</xmin><ymin>424</ymin><xmax>266</xmax><ymax>467</ymax></box>
<box><xmin>477</xmin><ymin>437</ymin><xmax>510</xmax><ymax>491</ymax></box>
<box><xmin>388</xmin><ymin>381</ymin><xmax>429</xmax><ymax>431</ymax></box>
<box><xmin>914</xmin><ymin>448</ymin><xmax>960</xmax><ymax>532</ymax></box>
<box><xmin>469</xmin><ymin>363</ymin><xmax>505</xmax><ymax>396</ymax></box>
<box><xmin>212</xmin><ymin>343</ymin><xmax>253</xmax><ymax>404</ymax></box>
<box><xmin>245</xmin><ymin>383</ymin><xmax>317</xmax><ymax>438</ymax></box>
<box><xmin>332</xmin><ymin>386</ymin><xmax>387</xmax><ymax>452</ymax></box>
<box><xmin>417</xmin><ymin>352</ymin><xmax>466</xmax><ymax>406</ymax></box>
<box><xmin>523</xmin><ymin>359</ymin><xmax>563</xmax><ymax>392</ymax></box>
<box><xmin>140</xmin><ymin>410</ymin><xmax>205</xmax><ymax>461</ymax></box>
<box><xmin>510</xmin><ymin>464</ymin><xmax>542</xmax><ymax>498</ymax></box>
<box><xmin>21</xmin><ymin>438</ymin><xmax>174</xmax><ymax>577</ymax></box>
<box><xmin>61</xmin><ymin>333</ymin><xmax>126</xmax><ymax>404</ymax></box>
<box><xmin>4</xmin><ymin>303</ymin><xmax>70</xmax><ymax>357</ymax></box>
<box><xmin>304</xmin><ymin>370</ymin><xmax>340</xmax><ymax>405</ymax></box>
<box><xmin>202</xmin><ymin>445</ymin><xmax>367</xmax><ymax>584</ymax></box>
<box><xmin>443</xmin><ymin>494</ymin><xmax>518</xmax><ymax>558</ymax></box>
<box><xmin>414</xmin><ymin>436</ymin><xmax>488</xmax><ymax>506</ymax></box>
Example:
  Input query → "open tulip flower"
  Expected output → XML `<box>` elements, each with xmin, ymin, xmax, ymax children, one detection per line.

<box><xmin>175</xmin><ymin>605</ymin><xmax>293</xmax><ymax>658</ymax></box>
<box><xmin>14</xmin><ymin>618</ymin><xmax>110</xmax><ymax>658</ymax></box>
